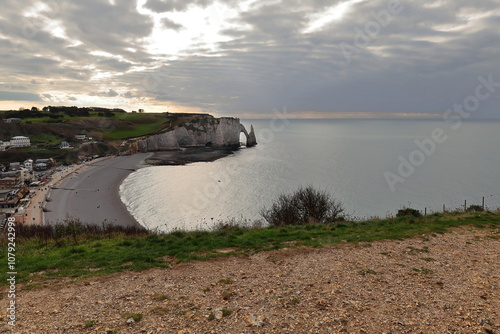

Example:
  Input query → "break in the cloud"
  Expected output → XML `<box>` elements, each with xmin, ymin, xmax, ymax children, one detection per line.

<box><xmin>0</xmin><ymin>0</ymin><xmax>499</xmax><ymax>117</ymax></box>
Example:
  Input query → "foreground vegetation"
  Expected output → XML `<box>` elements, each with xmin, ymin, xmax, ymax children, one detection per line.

<box><xmin>1</xmin><ymin>211</ymin><xmax>499</xmax><ymax>287</ymax></box>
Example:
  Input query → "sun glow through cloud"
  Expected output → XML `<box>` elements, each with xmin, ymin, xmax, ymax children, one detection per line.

<box><xmin>0</xmin><ymin>0</ymin><xmax>498</xmax><ymax>118</ymax></box>
<box><xmin>140</xmin><ymin>1</ymin><xmax>249</xmax><ymax>57</ymax></box>
<box><xmin>303</xmin><ymin>0</ymin><xmax>366</xmax><ymax>34</ymax></box>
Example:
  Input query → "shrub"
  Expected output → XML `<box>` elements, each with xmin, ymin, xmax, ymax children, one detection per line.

<box><xmin>466</xmin><ymin>205</ymin><xmax>484</xmax><ymax>212</ymax></box>
<box><xmin>260</xmin><ymin>186</ymin><xmax>344</xmax><ymax>226</ymax></box>
<box><xmin>396</xmin><ymin>207</ymin><xmax>422</xmax><ymax>218</ymax></box>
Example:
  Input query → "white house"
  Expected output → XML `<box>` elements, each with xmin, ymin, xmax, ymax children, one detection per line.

<box><xmin>0</xmin><ymin>141</ymin><xmax>6</xmax><ymax>151</ymax></box>
<box><xmin>59</xmin><ymin>141</ymin><xmax>70</xmax><ymax>149</ymax></box>
<box><xmin>75</xmin><ymin>134</ymin><xmax>87</xmax><ymax>141</ymax></box>
<box><xmin>10</xmin><ymin>136</ymin><xmax>31</xmax><ymax>148</ymax></box>
<box><xmin>23</xmin><ymin>159</ymin><xmax>33</xmax><ymax>169</ymax></box>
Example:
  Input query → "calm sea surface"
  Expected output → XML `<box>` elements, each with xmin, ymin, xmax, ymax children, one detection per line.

<box><xmin>120</xmin><ymin>119</ymin><xmax>500</xmax><ymax>232</ymax></box>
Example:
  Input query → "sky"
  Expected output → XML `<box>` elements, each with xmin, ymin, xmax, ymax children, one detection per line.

<box><xmin>0</xmin><ymin>0</ymin><xmax>499</xmax><ymax>119</ymax></box>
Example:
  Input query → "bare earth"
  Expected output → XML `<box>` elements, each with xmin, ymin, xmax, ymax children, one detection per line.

<box><xmin>3</xmin><ymin>226</ymin><xmax>499</xmax><ymax>334</ymax></box>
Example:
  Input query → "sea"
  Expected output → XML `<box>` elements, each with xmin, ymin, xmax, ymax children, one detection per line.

<box><xmin>119</xmin><ymin>119</ymin><xmax>500</xmax><ymax>233</ymax></box>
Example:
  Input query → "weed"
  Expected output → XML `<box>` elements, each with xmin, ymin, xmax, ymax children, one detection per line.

<box><xmin>150</xmin><ymin>307</ymin><xmax>169</xmax><ymax>315</ymax></box>
<box><xmin>406</xmin><ymin>246</ymin><xmax>429</xmax><ymax>254</ymax></box>
<box><xmin>420</xmin><ymin>257</ymin><xmax>436</xmax><ymax>262</ymax></box>
<box><xmin>358</xmin><ymin>269</ymin><xmax>380</xmax><ymax>276</ymax></box>
<box><xmin>412</xmin><ymin>267</ymin><xmax>433</xmax><ymax>275</ymax></box>
<box><xmin>150</xmin><ymin>293</ymin><xmax>169</xmax><ymax>301</ymax></box>
<box><xmin>122</xmin><ymin>313</ymin><xmax>142</xmax><ymax>322</ymax></box>
<box><xmin>221</xmin><ymin>290</ymin><xmax>235</xmax><ymax>301</ymax></box>
<box><xmin>22</xmin><ymin>283</ymin><xmax>46</xmax><ymax>291</ymax></box>
<box><xmin>467</xmin><ymin>205</ymin><xmax>484</xmax><ymax>213</ymax></box>
<box><xmin>218</xmin><ymin>278</ymin><xmax>234</xmax><ymax>285</ymax></box>
<box><xmin>84</xmin><ymin>320</ymin><xmax>96</xmax><ymax>328</ymax></box>
<box><xmin>397</xmin><ymin>207</ymin><xmax>422</xmax><ymax>218</ymax></box>
<box><xmin>222</xmin><ymin>308</ymin><xmax>233</xmax><ymax>317</ymax></box>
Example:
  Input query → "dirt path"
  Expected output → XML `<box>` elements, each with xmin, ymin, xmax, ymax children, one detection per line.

<box><xmin>2</xmin><ymin>226</ymin><xmax>499</xmax><ymax>333</ymax></box>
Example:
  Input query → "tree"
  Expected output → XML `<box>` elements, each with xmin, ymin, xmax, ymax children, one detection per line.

<box><xmin>261</xmin><ymin>186</ymin><xmax>345</xmax><ymax>226</ymax></box>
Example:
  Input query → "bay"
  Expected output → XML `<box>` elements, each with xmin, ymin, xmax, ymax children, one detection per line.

<box><xmin>120</xmin><ymin>119</ymin><xmax>500</xmax><ymax>232</ymax></box>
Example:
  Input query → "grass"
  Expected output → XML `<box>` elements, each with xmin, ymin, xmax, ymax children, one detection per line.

<box><xmin>412</xmin><ymin>267</ymin><xmax>434</xmax><ymax>275</ymax></box>
<box><xmin>0</xmin><ymin>211</ymin><xmax>499</xmax><ymax>286</ymax></box>
<box><xmin>30</xmin><ymin>133</ymin><xmax>63</xmax><ymax>146</ymax></box>
<box><xmin>150</xmin><ymin>293</ymin><xmax>169</xmax><ymax>301</ymax></box>
<box><xmin>104</xmin><ymin>119</ymin><xmax>166</xmax><ymax>140</ymax></box>
<box><xmin>122</xmin><ymin>313</ymin><xmax>142</xmax><ymax>322</ymax></box>
<box><xmin>84</xmin><ymin>320</ymin><xmax>96</xmax><ymax>328</ymax></box>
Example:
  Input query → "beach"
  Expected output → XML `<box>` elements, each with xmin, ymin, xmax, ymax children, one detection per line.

<box><xmin>44</xmin><ymin>153</ymin><xmax>150</xmax><ymax>227</ymax></box>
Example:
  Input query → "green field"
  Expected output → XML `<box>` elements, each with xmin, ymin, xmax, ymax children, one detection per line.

<box><xmin>104</xmin><ymin>119</ymin><xmax>167</xmax><ymax>139</ymax></box>
<box><xmin>1</xmin><ymin>211</ymin><xmax>498</xmax><ymax>287</ymax></box>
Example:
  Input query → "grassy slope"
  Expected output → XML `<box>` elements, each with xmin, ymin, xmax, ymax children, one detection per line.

<box><xmin>104</xmin><ymin>119</ymin><xmax>167</xmax><ymax>139</ymax></box>
<box><xmin>1</xmin><ymin>211</ymin><xmax>499</xmax><ymax>287</ymax></box>
<box><xmin>1</xmin><ymin>112</ymin><xmax>168</xmax><ymax>143</ymax></box>
<box><xmin>0</xmin><ymin>113</ymin><xmax>169</xmax><ymax>164</ymax></box>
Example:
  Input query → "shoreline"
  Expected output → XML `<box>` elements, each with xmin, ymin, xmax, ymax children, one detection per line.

<box><xmin>44</xmin><ymin>153</ymin><xmax>151</xmax><ymax>228</ymax></box>
<box><xmin>145</xmin><ymin>146</ymin><xmax>238</xmax><ymax>165</ymax></box>
<box><xmin>42</xmin><ymin>147</ymin><xmax>243</xmax><ymax>229</ymax></box>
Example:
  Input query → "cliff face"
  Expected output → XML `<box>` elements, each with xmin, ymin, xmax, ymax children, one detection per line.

<box><xmin>135</xmin><ymin>116</ymin><xmax>256</xmax><ymax>152</ymax></box>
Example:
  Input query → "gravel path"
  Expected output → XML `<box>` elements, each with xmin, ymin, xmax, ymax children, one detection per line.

<box><xmin>2</xmin><ymin>226</ymin><xmax>499</xmax><ymax>333</ymax></box>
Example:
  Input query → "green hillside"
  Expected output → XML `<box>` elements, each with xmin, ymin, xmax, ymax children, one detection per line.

<box><xmin>0</xmin><ymin>107</ymin><xmax>206</xmax><ymax>163</ymax></box>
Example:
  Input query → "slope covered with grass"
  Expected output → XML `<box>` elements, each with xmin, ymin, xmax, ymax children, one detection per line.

<box><xmin>1</xmin><ymin>211</ymin><xmax>498</xmax><ymax>286</ymax></box>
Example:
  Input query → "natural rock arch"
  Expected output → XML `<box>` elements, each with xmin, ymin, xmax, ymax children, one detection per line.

<box><xmin>240</xmin><ymin>124</ymin><xmax>257</xmax><ymax>147</ymax></box>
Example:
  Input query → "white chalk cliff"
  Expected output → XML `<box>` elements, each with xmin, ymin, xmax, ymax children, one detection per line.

<box><xmin>135</xmin><ymin>116</ymin><xmax>256</xmax><ymax>152</ymax></box>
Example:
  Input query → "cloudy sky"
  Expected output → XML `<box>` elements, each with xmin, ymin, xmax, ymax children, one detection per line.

<box><xmin>0</xmin><ymin>0</ymin><xmax>499</xmax><ymax>118</ymax></box>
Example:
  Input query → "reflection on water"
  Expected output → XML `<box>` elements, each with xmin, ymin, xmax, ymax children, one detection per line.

<box><xmin>120</xmin><ymin>119</ymin><xmax>500</xmax><ymax>232</ymax></box>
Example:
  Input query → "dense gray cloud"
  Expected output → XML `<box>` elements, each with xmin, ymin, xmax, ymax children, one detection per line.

<box><xmin>0</xmin><ymin>0</ymin><xmax>499</xmax><ymax>117</ymax></box>
<box><xmin>161</xmin><ymin>18</ymin><xmax>184</xmax><ymax>31</ymax></box>
<box><xmin>0</xmin><ymin>90</ymin><xmax>41</xmax><ymax>101</ymax></box>
<box><xmin>89</xmin><ymin>89</ymin><xmax>120</xmax><ymax>97</ymax></box>
<box><xmin>144</xmin><ymin>0</ymin><xmax>212</xmax><ymax>13</ymax></box>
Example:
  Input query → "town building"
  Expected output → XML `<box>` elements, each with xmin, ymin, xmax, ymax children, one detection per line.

<box><xmin>0</xmin><ymin>175</ymin><xmax>19</xmax><ymax>189</ymax></box>
<box><xmin>0</xmin><ymin>141</ymin><xmax>6</xmax><ymax>151</ymax></box>
<box><xmin>75</xmin><ymin>134</ymin><xmax>87</xmax><ymax>140</ymax></box>
<box><xmin>5</xmin><ymin>118</ymin><xmax>21</xmax><ymax>123</ymax></box>
<box><xmin>24</xmin><ymin>159</ymin><xmax>33</xmax><ymax>169</ymax></box>
<box><xmin>34</xmin><ymin>163</ymin><xmax>48</xmax><ymax>171</ymax></box>
<box><xmin>9</xmin><ymin>162</ymin><xmax>21</xmax><ymax>171</ymax></box>
<box><xmin>0</xmin><ymin>188</ymin><xmax>29</xmax><ymax>210</ymax></box>
<box><xmin>59</xmin><ymin>141</ymin><xmax>70</xmax><ymax>149</ymax></box>
<box><xmin>18</xmin><ymin>168</ymin><xmax>33</xmax><ymax>183</ymax></box>
<box><xmin>35</xmin><ymin>158</ymin><xmax>55</xmax><ymax>167</ymax></box>
<box><xmin>10</xmin><ymin>136</ymin><xmax>31</xmax><ymax>148</ymax></box>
